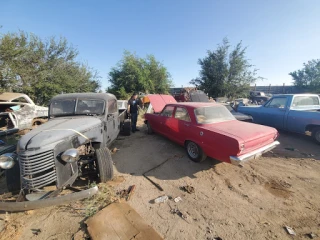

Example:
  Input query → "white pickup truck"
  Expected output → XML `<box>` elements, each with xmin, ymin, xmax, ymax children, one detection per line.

<box><xmin>0</xmin><ymin>92</ymin><xmax>48</xmax><ymax>136</ymax></box>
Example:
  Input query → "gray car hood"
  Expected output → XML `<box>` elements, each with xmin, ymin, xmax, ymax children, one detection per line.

<box><xmin>19</xmin><ymin>117</ymin><xmax>102</xmax><ymax>150</ymax></box>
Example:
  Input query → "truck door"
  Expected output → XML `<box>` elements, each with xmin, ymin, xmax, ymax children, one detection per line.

<box><xmin>259</xmin><ymin>97</ymin><xmax>288</xmax><ymax>129</ymax></box>
<box><xmin>106</xmin><ymin>99</ymin><xmax>119</xmax><ymax>145</ymax></box>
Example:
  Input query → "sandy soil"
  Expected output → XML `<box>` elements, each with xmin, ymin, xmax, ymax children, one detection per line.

<box><xmin>1</xmin><ymin>119</ymin><xmax>320</xmax><ymax>240</ymax></box>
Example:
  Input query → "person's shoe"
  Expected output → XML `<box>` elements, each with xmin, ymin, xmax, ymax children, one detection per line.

<box><xmin>132</xmin><ymin>130</ymin><xmax>135</xmax><ymax>133</ymax></box>
<box><xmin>135</xmin><ymin>128</ymin><xmax>140</xmax><ymax>131</ymax></box>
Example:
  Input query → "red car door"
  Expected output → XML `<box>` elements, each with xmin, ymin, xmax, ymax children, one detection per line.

<box><xmin>156</xmin><ymin>105</ymin><xmax>175</xmax><ymax>136</ymax></box>
<box><xmin>166</xmin><ymin>107</ymin><xmax>192</xmax><ymax>145</ymax></box>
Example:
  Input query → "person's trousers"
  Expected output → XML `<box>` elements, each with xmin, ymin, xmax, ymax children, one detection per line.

<box><xmin>131</xmin><ymin>112</ymin><xmax>138</xmax><ymax>131</ymax></box>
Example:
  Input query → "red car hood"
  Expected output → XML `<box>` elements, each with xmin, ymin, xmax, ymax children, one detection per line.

<box><xmin>147</xmin><ymin>94</ymin><xmax>177</xmax><ymax>113</ymax></box>
<box><xmin>200</xmin><ymin>120</ymin><xmax>277</xmax><ymax>153</ymax></box>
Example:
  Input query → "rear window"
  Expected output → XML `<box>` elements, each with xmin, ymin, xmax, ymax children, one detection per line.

<box><xmin>194</xmin><ymin>105</ymin><xmax>235</xmax><ymax>124</ymax></box>
<box><xmin>292</xmin><ymin>96</ymin><xmax>320</xmax><ymax>108</ymax></box>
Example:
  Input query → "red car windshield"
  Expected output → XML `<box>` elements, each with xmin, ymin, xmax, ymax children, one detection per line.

<box><xmin>194</xmin><ymin>105</ymin><xmax>235</xmax><ymax>124</ymax></box>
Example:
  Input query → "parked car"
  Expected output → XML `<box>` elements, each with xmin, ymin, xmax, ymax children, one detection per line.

<box><xmin>0</xmin><ymin>93</ymin><xmax>124</xmax><ymax>210</ymax></box>
<box><xmin>117</xmin><ymin>100</ymin><xmax>131</xmax><ymax>136</ymax></box>
<box><xmin>249</xmin><ymin>91</ymin><xmax>271</xmax><ymax>104</ymax></box>
<box><xmin>144</xmin><ymin>95</ymin><xmax>279</xmax><ymax>165</ymax></box>
<box><xmin>0</xmin><ymin>92</ymin><xmax>48</xmax><ymax>136</ymax></box>
<box><xmin>221</xmin><ymin>104</ymin><xmax>253</xmax><ymax>122</ymax></box>
<box><xmin>238</xmin><ymin>94</ymin><xmax>320</xmax><ymax>144</ymax></box>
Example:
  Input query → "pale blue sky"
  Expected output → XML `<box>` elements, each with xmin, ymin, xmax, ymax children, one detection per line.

<box><xmin>1</xmin><ymin>0</ymin><xmax>319</xmax><ymax>90</ymax></box>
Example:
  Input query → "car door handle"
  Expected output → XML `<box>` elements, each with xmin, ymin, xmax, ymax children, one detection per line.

<box><xmin>184</xmin><ymin>123</ymin><xmax>190</xmax><ymax>127</ymax></box>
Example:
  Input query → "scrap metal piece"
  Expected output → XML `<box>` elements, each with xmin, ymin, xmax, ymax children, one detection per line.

<box><xmin>284</xmin><ymin>226</ymin><xmax>296</xmax><ymax>236</ymax></box>
<box><xmin>0</xmin><ymin>186</ymin><xmax>98</xmax><ymax>212</ymax></box>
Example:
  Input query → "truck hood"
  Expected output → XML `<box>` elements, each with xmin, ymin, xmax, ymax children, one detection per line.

<box><xmin>19</xmin><ymin>117</ymin><xmax>102</xmax><ymax>150</ymax></box>
<box><xmin>200</xmin><ymin>120</ymin><xmax>277</xmax><ymax>152</ymax></box>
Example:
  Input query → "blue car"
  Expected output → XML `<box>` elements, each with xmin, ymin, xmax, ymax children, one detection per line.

<box><xmin>238</xmin><ymin>94</ymin><xmax>320</xmax><ymax>144</ymax></box>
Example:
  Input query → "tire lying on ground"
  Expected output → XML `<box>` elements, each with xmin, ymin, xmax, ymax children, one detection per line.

<box><xmin>95</xmin><ymin>147</ymin><xmax>114</xmax><ymax>182</ymax></box>
<box><xmin>185</xmin><ymin>140</ymin><xmax>207</xmax><ymax>163</ymax></box>
<box><xmin>123</xmin><ymin>119</ymin><xmax>131</xmax><ymax>136</ymax></box>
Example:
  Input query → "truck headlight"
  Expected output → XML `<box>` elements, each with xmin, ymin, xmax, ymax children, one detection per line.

<box><xmin>61</xmin><ymin>149</ymin><xmax>79</xmax><ymax>163</ymax></box>
<box><xmin>0</xmin><ymin>153</ymin><xmax>16</xmax><ymax>169</ymax></box>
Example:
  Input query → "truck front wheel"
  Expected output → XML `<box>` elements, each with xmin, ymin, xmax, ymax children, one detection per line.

<box><xmin>95</xmin><ymin>147</ymin><xmax>114</xmax><ymax>182</ymax></box>
<box><xmin>312</xmin><ymin>127</ymin><xmax>320</xmax><ymax>144</ymax></box>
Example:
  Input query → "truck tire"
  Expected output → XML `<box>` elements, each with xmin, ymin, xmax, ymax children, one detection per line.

<box><xmin>312</xmin><ymin>127</ymin><xmax>320</xmax><ymax>144</ymax></box>
<box><xmin>147</xmin><ymin>121</ymin><xmax>153</xmax><ymax>134</ymax></box>
<box><xmin>95</xmin><ymin>147</ymin><xmax>114</xmax><ymax>182</ymax></box>
<box><xmin>185</xmin><ymin>141</ymin><xmax>207</xmax><ymax>163</ymax></box>
<box><xmin>123</xmin><ymin>120</ymin><xmax>131</xmax><ymax>136</ymax></box>
<box><xmin>6</xmin><ymin>162</ymin><xmax>21</xmax><ymax>193</ymax></box>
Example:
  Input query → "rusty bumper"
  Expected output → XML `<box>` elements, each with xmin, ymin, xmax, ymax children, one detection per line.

<box><xmin>0</xmin><ymin>186</ymin><xmax>98</xmax><ymax>212</ymax></box>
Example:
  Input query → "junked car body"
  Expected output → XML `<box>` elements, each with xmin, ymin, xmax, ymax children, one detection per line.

<box><xmin>238</xmin><ymin>94</ymin><xmax>320</xmax><ymax>144</ymax></box>
<box><xmin>0</xmin><ymin>93</ymin><xmax>122</xmax><ymax>211</ymax></box>
<box><xmin>144</xmin><ymin>95</ymin><xmax>279</xmax><ymax>165</ymax></box>
<box><xmin>0</xmin><ymin>93</ymin><xmax>48</xmax><ymax>136</ymax></box>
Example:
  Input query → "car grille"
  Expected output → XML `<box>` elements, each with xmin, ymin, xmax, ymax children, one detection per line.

<box><xmin>19</xmin><ymin>150</ymin><xmax>57</xmax><ymax>189</ymax></box>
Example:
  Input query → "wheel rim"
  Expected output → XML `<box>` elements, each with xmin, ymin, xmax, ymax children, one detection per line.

<box><xmin>187</xmin><ymin>142</ymin><xmax>199</xmax><ymax>159</ymax></box>
<box><xmin>316</xmin><ymin>131</ymin><xmax>320</xmax><ymax>143</ymax></box>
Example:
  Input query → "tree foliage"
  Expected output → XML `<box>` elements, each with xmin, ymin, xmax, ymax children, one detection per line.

<box><xmin>190</xmin><ymin>38</ymin><xmax>261</xmax><ymax>99</ymax></box>
<box><xmin>107</xmin><ymin>51</ymin><xmax>172</xmax><ymax>99</ymax></box>
<box><xmin>0</xmin><ymin>31</ymin><xmax>100</xmax><ymax>105</ymax></box>
<box><xmin>289</xmin><ymin>59</ymin><xmax>320</xmax><ymax>92</ymax></box>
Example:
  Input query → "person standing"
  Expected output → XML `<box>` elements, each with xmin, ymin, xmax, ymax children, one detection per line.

<box><xmin>128</xmin><ymin>93</ymin><xmax>143</xmax><ymax>133</ymax></box>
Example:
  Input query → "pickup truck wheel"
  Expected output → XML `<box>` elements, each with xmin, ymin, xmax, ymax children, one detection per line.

<box><xmin>95</xmin><ymin>147</ymin><xmax>114</xmax><ymax>182</ymax></box>
<box><xmin>123</xmin><ymin>120</ymin><xmax>131</xmax><ymax>136</ymax></box>
<box><xmin>185</xmin><ymin>141</ymin><xmax>207</xmax><ymax>163</ymax></box>
<box><xmin>312</xmin><ymin>127</ymin><xmax>320</xmax><ymax>144</ymax></box>
<box><xmin>5</xmin><ymin>162</ymin><xmax>21</xmax><ymax>193</ymax></box>
<box><xmin>147</xmin><ymin>121</ymin><xmax>153</xmax><ymax>134</ymax></box>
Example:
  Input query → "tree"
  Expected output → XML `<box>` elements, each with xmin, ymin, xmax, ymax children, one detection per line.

<box><xmin>107</xmin><ymin>51</ymin><xmax>172</xmax><ymax>99</ymax></box>
<box><xmin>289</xmin><ymin>59</ymin><xmax>320</xmax><ymax>92</ymax></box>
<box><xmin>0</xmin><ymin>31</ymin><xmax>100</xmax><ymax>105</ymax></box>
<box><xmin>190</xmin><ymin>38</ymin><xmax>261</xmax><ymax>99</ymax></box>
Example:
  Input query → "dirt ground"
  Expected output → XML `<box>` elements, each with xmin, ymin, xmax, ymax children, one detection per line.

<box><xmin>1</xmin><ymin>119</ymin><xmax>320</xmax><ymax>240</ymax></box>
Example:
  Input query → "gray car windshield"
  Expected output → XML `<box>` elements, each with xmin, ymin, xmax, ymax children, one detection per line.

<box><xmin>194</xmin><ymin>106</ymin><xmax>236</xmax><ymax>124</ymax></box>
<box><xmin>50</xmin><ymin>99</ymin><xmax>105</xmax><ymax>117</ymax></box>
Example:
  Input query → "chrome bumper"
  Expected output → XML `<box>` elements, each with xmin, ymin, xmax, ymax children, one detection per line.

<box><xmin>230</xmin><ymin>141</ymin><xmax>280</xmax><ymax>165</ymax></box>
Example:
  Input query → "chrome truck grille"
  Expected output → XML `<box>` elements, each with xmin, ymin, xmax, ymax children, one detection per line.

<box><xmin>19</xmin><ymin>150</ymin><xmax>57</xmax><ymax>189</ymax></box>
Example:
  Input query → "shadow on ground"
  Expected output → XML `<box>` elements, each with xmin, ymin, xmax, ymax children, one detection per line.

<box><xmin>264</xmin><ymin>130</ymin><xmax>320</xmax><ymax>160</ymax></box>
<box><xmin>112</xmin><ymin>124</ymin><xmax>223</xmax><ymax>181</ymax></box>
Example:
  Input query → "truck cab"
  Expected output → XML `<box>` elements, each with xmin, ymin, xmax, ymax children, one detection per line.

<box><xmin>1</xmin><ymin>93</ymin><xmax>121</xmax><ymax>195</ymax></box>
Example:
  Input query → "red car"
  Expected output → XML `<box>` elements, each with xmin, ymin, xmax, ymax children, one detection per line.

<box><xmin>144</xmin><ymin>95</ymin><xmax>280</xmax><ymax>165</ymax></box>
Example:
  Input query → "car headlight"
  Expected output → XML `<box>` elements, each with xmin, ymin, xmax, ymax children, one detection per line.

<box><xmin>0</xmin><ymin>153</ymin><xmax>17</xmax><ymax>169</ymax></box>
<box><xmin>61</xmin><ymin>149</ymin><xmax>79</xmax><ymax>163</ymax></box>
